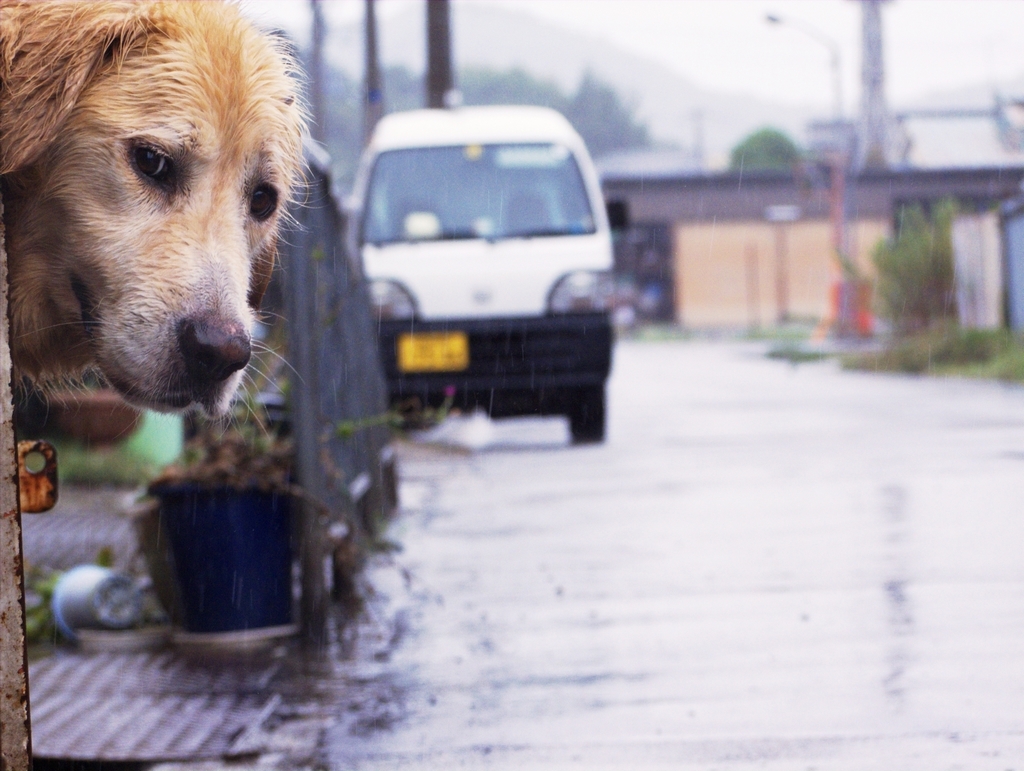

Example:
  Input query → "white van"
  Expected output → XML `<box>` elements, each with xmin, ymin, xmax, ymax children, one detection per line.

<box><xmin>350</xmin><ymin>106</ymin><xmax>616</xmax><ymax>443</ymax></box>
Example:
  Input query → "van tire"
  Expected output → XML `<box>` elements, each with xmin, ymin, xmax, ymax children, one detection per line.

<box><xmin>569</xmin><ymin>386</ymin><xmax>606</xmax><ymax>444</ymax></box>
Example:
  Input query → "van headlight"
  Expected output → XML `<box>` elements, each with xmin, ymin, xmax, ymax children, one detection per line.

<box><xmin>369</xmin><ymin>279</ymin><xmax>416</xmax><ymax>320</ymax></box>
<box><xmin>547</xmin><ymin>271</ymin><xmax>613</xmax><ymax>314</ymax></box>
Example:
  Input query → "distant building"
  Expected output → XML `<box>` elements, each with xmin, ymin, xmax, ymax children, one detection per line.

<box><xmin>596</xmin><ymin>149</ymin><xmax>702</xmax><ymax>181</ymax></box>
<box><xmin>601</xmin><ymin>161</ymin><xmax>1024</xmax><ymax>328</ymax></box>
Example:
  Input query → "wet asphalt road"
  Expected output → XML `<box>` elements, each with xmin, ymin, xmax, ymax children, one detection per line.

<box><xmin>328</xmin><ymin>340</ymin><xmax>1024</xmax><ymax>770</ymax></box>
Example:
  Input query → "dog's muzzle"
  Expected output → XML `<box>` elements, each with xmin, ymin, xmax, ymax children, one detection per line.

<box><xmin>177</xmin><ymin>316</ymin><xmax>251</xmax><ymax>386</ymax></box>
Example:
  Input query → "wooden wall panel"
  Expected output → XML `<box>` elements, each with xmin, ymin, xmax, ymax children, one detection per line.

<box><xmin>674</xmin><ymin>218</ymin><xmax>891</xmax><ymax>329</ymax></box>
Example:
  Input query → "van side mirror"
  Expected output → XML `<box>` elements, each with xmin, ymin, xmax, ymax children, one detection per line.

<box><xmin>606</xmin><ymin>200</ymin><xmax>629</xmax><ymax>231</ymax></box>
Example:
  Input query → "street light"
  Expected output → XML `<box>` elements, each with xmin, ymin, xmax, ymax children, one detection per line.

<box><xmin>767</xmin><ymin>13</ymin><xmax>860</xmax><ymax>337</ymax></box>
<box><xmin>766</xmin><ymin>12</ymin><xmax>843</xmax><ymax>120</ymax></box>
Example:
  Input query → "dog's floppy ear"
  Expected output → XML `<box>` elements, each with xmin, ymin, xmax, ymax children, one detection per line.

<box><xmin>248</xmin><ymin>238</ymin><xmax>277</xmax><ymax>311</ymax></box>
<box><xmin>0</xmin><ymin>2</ymin><xmax>150</xmax><ymax>175</ymax></box>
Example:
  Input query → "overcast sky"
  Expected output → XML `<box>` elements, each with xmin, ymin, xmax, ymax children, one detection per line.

<box><xmin>241</xmin><ymin>0</ymin><xmax>1024</xmax><ymax>111</ymax></box>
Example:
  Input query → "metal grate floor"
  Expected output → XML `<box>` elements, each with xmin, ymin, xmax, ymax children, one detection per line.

<box><xmin>18</xmin><ymin>486</ymin><xmax>376</xmax><ymax>765</ymax></box>
<box><xmin>21</xmin><ymin>487</ymin><xmax>140</xmax><ymax>573</ymax></box>
<box><xmin>29</xmin><ymin>650</ymin><xmax>282</xmax><ymax>761</ymax></box>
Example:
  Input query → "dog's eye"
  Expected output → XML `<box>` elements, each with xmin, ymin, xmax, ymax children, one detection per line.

<box><xmin>250</xmin><ymin>185</ymin><xmax>278</xmax><ymax>221</ymax></box>
<box><xmin>134</xmin><ymin>146</ymin><xmax>172</xmax><ymax>183</ymax></box>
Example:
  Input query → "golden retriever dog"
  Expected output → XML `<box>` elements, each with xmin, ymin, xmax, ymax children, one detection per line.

<box><xmin>0</xmin><ymin>0</ymin><xmax>306</xmax><ymax>414</ymax></box>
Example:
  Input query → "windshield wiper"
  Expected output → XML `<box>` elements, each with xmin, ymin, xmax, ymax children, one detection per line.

<box><xmin>365</xmin><ymin>230</ymin><xmax>476</xmax><ymax>245</ymax></box>
<box><xmin>506</xmin><ymin>228</ymin><xmax>582</xmax><ymax>239</ymax></box>
<box><xmin>369</xmin><ymin>227</ymin><xmax>586</xmax><ymax>246</ymax></box>
<box><xmin>439</xmin><ymin>229</ymin><xmax>478</xmax><ymax>240</ymax></box>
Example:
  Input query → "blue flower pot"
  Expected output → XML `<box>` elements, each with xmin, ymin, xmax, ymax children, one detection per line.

<box><xmin>153</xmin><ymin>485</ymin><xmax>293</xmax><ymax>634</ymax></box>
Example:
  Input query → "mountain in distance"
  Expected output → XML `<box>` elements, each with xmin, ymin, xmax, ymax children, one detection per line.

<box><xmin>320</xmin><ymin>3</ymin><xmax>1024</xmax><ymax>169</ymax></box>
<box><xmin>321</xmin><ymin>3</ymin><xmax>818</xmax><ymax>168</ymax></box>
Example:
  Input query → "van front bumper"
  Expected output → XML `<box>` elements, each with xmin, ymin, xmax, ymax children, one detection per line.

<box><xmin>375</xmin><ymin>313</ymin><xmax>612</xmax><ymax>418</ymax></box>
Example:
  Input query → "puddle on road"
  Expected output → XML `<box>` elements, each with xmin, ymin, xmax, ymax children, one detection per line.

<box><xmin>226</xmin><ymin>547</ymin><xmax>426</xmax><ymax>766</ymax></box>
<box><xmin>880</xmin><ymin>484</ymin><xmax>914</xmax><ymax>710</ymax></box>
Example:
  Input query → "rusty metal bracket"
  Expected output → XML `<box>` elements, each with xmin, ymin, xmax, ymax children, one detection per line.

<box><xmin>17</xmin><ymin>441</ymin><xmax>57</xmax><ymax>515</ymax></box>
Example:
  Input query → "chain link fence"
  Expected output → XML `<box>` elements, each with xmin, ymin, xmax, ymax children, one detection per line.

<box><xmin>282</xmin><ymin>143</ymin><xmax>396</xmax><ymax>643</ymax></box>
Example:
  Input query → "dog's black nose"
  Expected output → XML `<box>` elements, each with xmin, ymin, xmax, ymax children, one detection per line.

<box><xmin>178</xmin><ymin>317</ymin><xmax>251</xmax><ymax>384</ymax></box>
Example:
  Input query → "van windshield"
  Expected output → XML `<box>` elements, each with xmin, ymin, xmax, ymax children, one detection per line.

<box><xmin>361</xmin><ymin>143</ymin><xmax>596</xmax><ymax>245</ymax></box>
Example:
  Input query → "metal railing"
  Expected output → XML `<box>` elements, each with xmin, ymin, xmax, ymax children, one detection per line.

<box><xmin>282</xmin><ymin>143</ymin><xmax>396</xmax><ymax>644</ymax></box>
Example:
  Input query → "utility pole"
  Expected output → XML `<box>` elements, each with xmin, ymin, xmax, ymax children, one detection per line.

<box><xmin>363</xmin><ymin>0</ymin><xmax>384</xmax><ymax>142</ymax></box>
<box><xmin>425</xmin><ymin>0</ymin><xmax>455</xmax><ymax>108</ymax></box>
<box><xmin>299</xmin><ymin>0</ymin><xmax>330</xmax><ymax>647</ymax></box>
<box><xmin>309</xmin><ymin>0</ymin><xmax>327</xmax><ymax>145</ymax></box>
<box><xmin>859</xmin><ymin>0</ymin><xmax>889</xmax><ymax>168</ymax></box>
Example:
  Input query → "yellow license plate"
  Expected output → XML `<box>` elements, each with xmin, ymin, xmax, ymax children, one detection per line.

<box><xmin>397</xmin><ymin>332</ymin><xmax>469</xmax><ymax>372</ymax></box>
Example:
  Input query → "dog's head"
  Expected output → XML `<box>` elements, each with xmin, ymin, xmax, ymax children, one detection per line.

<box><xmin>0</xmin><ymin>1</ymin><xmax>306</xmax><ymax>414</ymax></box>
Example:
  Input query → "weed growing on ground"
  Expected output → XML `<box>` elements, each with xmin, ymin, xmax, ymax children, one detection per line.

<box><xmin>842</xmin><ymin>327</ymin><xmax>1024</xmax><ymax>381</ymax></box>
<box><xmin>766</xmin><ymin>343</ymin><xmax>830</xmax><ymax>364</ymax></box>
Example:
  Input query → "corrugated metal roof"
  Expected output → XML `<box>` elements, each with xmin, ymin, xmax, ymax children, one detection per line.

<box><xmin>29</xmin><ymin>651</ymin><xmax>281</xmax><ymax>761</ymax></box>
<box><xmin>596</xmin><ymin>149</ymin><xmax>702</xmax><ymax>182</ymax></box>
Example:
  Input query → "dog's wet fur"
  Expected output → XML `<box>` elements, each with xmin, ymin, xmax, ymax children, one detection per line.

<box><xmin>0</xmin><ymin>1</ymin><xmax>306</xmax><ymax>414</ymax></box>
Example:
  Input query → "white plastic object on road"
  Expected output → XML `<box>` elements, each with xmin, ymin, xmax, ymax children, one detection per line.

<box><xmin>51</xmin><ymin>565</ymin><xmax>143</xmax><ymax>641</ymax></box>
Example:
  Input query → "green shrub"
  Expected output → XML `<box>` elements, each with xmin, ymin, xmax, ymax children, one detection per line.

<box><xmin>873</xmin><ymin>200</ymin><xmax>957</xmax><ymax>334</ymax></box>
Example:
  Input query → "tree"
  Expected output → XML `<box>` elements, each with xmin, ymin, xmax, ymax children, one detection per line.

<box><xmin>728</xmin><ymin>127</ymin><xmax>800</xmax><ymax>172</ymax></box>
<box><xmin>564</xmin><ymin>72</ymin><xmax>650</xmax><ymax>158</ymax></box>
<box><xmin>460</xmin><ymin>67</ymin><xmax>651</xmax><ymax>158</ymax></box>
<box><xmin>460</xmin><ymin>67</ymin><xmax>564</xmax><ymax>111</ymax></box>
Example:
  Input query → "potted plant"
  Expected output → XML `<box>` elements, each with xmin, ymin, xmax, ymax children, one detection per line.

<box><xmin>146</xmin><ymin>406</ymin><xmax>296</xmax><ymax>641</ymax></box>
